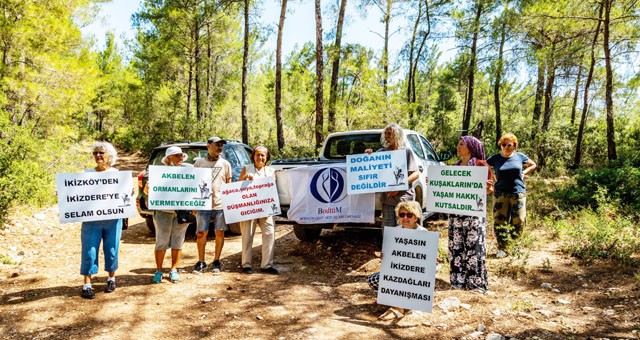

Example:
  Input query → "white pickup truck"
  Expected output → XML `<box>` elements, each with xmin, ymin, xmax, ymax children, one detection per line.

<box><xmin>271</xmin><ymin>129</ymin><xmax>451</xmax><ymax>241</ymax></box>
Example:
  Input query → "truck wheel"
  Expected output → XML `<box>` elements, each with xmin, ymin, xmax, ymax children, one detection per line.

<box><xmin>145</xmin><ymin>217</ymin><xmax>156</xmax><ymax>235</ymax></box>
<box><xmin>293</xmin><ymin>225</ymin><xmax>322</xmax><ymax>241</ymax></box>
<box><xmin>229</xmin><ymin>223</ymin><xmax>242</xmax><ymax>235</ymax></box>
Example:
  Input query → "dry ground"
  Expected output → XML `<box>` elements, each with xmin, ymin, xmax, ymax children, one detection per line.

<box><xmin>0</xmin><ymin>153</ymin><xmax>638</xmax><ymax>339</ymax></box>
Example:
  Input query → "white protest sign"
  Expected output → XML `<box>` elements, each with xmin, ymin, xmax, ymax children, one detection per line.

<box><xmin>377</xmin><ymin>227</ymin><xmax>439</xmax><ymax>313</ymax></box>
<box><xmin>426</xmin><ymin>165</ymin><xmax>488</xmax><ymax>218</ymax></box>
<box><xmin>346</xmin><ymin>150</ymin><xmax>408</xmax><ymax>195</ymax></box>
<box><xmin>287</xmin><ymin>164</ymin><xmax>375</xmax><ymax>224</ymax></box>
<box><xmin>221</xmin><ymin>176</ymin><xmax>281</xmax><ymax>224</ymax></box>
<box><xmin>147</xmin><ymin>165</ymin><xmax>212</xmax><ymax>210</ymax></box>
<box><xmin>56</xmin><ymin>171</ymin><xmax>135</xmax><ymax>223</ymax></box>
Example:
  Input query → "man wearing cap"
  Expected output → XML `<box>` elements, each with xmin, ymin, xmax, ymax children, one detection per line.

<box><xmin>192</xmin><ymin>137</ymin><xmax>232</xmax><ymax>274</ymax></box>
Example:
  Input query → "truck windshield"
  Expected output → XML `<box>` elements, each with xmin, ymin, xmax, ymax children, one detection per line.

<box><xmin>323</xmin><ymin>134</ymin><xmax>382</xmax><ymax>159</ymax></box>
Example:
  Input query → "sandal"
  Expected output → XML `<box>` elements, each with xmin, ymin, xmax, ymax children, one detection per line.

<box><xmin>378</xmin><ymin>307</ymin><xmax>405</xmax><ymax>320</ymax></box>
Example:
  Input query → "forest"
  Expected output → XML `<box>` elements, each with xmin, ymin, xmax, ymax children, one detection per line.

<box><xmin>0</xmin><ymin>0</ymin><xmax>639</xmax><ymax>263</ymax></box>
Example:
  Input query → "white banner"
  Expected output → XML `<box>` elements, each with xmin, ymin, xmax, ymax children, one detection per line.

<box><xmin>346</xmin><ymin>150</ymin><xmax>408</xmax><ymax>195</ymax></box>
<box><xmin>287</xmin><ymin>164</ymin><xmax>375</xmax><ymax>224</ymax></box>
<box><xmin>221</xmin><ymin>176</ymin><xmax>281</xmax><ymax>224</ymax></box>
<box><xmin>377</xmin><ymin>227</ymin><xmax>439</xmax><ymax>313</ymax></box>
<box><xmin>426</xmin><ymin>165</ymin><xmax>488</xmax><ymax>218</ymax></box>
<box><xmin>147</xmin><ymin>165</ymin><xmax>213</xmax><ymax>210</ymax></box>
<box><xmin>56</xmin><ymin>171</ymin><xmax>135</xmax><ymax>223</ymax></box>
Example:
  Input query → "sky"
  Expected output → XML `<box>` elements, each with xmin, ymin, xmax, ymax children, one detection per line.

<box><xmin>81</xmin><ymin>0</ymin><xmax>414</xmax><ymax>62</ymax></box>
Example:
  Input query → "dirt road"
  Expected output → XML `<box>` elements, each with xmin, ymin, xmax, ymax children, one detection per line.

<box><xmin>1</xmin><ymin>155</ymin><xmax>638</xmax><ymax>339</ymax></box>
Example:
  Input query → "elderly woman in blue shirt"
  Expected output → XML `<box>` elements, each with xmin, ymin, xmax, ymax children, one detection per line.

<box><xmin>80</xmin><ymin>141</ymin><xmax>122</xmax><ymax>299</ymax></box>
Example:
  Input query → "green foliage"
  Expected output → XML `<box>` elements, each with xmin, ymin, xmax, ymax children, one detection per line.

<box><xmin>0</xmin><ymin>115</ymin><xmax>96</xmax><ymax>225</ymax></box>
<box><xmin>493</xmin><ymin>227</ymin><xmax>537</xmax><ymax>279</ymax></box>
<box><xmin>0</xmin><ymin>253</ymin><xmax>16</xmax><ymax>265</ymax></box>
<box><xmin>553</xmin><ymin>166</ymin><xmax>640</xmax><ymax>212</ymax></box>
<box><xmin>0</xmin><ymin>119</ymin><xmax>51</xmax><ymax>223</ymax></box>
<box><xmin>547</xmin><ymin>193</ymin><xmax>640</xmax><ymax>265</ymax></box>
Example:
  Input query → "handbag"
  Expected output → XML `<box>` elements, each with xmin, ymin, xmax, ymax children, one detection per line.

<box><xmin>176</xmin><ymin>210</ymin><xmax>196</xmax><ymax>224</ymax></box>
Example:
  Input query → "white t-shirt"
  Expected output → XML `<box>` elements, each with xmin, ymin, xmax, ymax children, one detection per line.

<box><xmin>85</xmin><ymin>167</ymin><xmax>118</xmax><ymax>172</ymax></box>
<box><xmin>193</xmin><ymin>157</ymin><xmax>232</xmax><ymax>210</ymax></box>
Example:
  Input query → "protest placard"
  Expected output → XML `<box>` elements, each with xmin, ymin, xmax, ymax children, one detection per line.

<box><xmin>377</xmin><ymin>227</ymin><xmax>439</xmax><ymax>313</ymax></box>
<box><xmin>426</xmin><ymin>165</ymin><xmax>488</xmax><ymax>218</ymax></box>
<box><xmin>56</xmin><ymin>171</ymin><xmax>135</xmax><ymax>223</ymax></box>
<box><xmin>147</xmin><ymin>165</ymin><xmax>212</xmax><ymax>210</ymax></box>
<box><xmin>287</xmin><ymin>164</ymin><xmax>375</xmax><ymax>224</ymax></box>
<box><xmin>220</xmin><ymin>176</ymin><xmax>281</xmax><ymax>224</ymax></box>
<box><xmin>346</xmin><ymin>150</ymin><xmax>408</xmax><ymax>195</ymax></box>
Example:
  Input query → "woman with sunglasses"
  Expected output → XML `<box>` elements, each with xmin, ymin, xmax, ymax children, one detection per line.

<box><xmin>366</xmin><ymin>201</ymin><xmax>425</xmax><ymax>320</ymax></box>
<box><xmin>238</xmin><ymin>145</ymin><xmax>279</xmax><ymax>275</ymax></box>
<box><xmin>144</xmin><ymin>146</ymin><xmax>194</xmax><ymax>283</ymax></box>
<box><xmin>449</xmin><ymin>136</ymin><xmax>493</xmax><ymax>292</ymax></box>
<box><xmin>79</xmin><ymin>142</ymin><xmax>122</xmax><ymax>299</ymax></box>
<box><xmin>487</xmin><ymin>133</ymin><xmax>536</xmax><ymax>258</ymax></box>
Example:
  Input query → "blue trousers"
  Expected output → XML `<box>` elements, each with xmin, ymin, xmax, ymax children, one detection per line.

<box><xmin>80</xmin><ymin>219</ymin><xmax>122</xmax><ymax>275</ymax></box>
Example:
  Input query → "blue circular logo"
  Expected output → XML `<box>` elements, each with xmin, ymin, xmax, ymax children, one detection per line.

<box><xmin>310</xmin><ymin>167</ymin><xmax>347</xmax><ymax>203</ymax></box>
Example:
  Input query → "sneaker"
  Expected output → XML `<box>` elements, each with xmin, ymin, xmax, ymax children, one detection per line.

<box><xmin>496</xmin><ymin>250</ymin><xmax>508</xmax><ymax>259</ymax></box>
<box><xmin>260</xmin><ymin>267</ymin><xmax>279</xmax><ymax>275</ymax></box>
<box><xmin>211</xmin><ymin>260</ymin><xmax>221</xmax><ymax>275</ymax></box>
<box><xmin>193</xmin><ymin>261</ymin><xmax>208</xmax><ymax>273</ymax></box>
<box><xmin>104</xmin><ymin>280</ymin><xmax>116</xmax><ymax>293</ymax></box>
<box><xmin>169</xmin><ymin>270</ymin><xmax>180</xmax><ymax>282</ymax></box>
<box><xmin>152</xmin><ymin>270</ymin><xmax>163</xmax><ymax>284</ymax></box>
<box><xmin>81</xmin><ymin>287</ymin><xmax>95</xmax><ymax>300</ymax></box>
<box><xmin>242</xmin><ymin>267</ymin><xmax>253</xmax><ymax>274</ymax></box>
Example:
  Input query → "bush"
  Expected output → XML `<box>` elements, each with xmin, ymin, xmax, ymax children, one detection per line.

<box><xmin>547</xmin><ymin>193</ymin><xmax>640</xmax><ymax>266</ymax></box>
<box><xmin>0</xmin><ymin>121</ymin><xmax>53</xmax><ymax>224</ymax></box>
<box><xmin>0</xmin><ymin>117</ymin><xmax>93</xmax><ymax>226</ymax></box>
<box><xmin>552</xmin><ymin>165</ymin><xmax>640</xmax><ymax>213</ymax></box>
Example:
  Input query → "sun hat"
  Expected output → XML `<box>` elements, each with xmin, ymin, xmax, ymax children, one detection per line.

<box><xmin>161</xmin><ymin>146</ymin><xmax>188</xmax><ymax>165</ymax></box>
<box><xmin>207</xmin><ymin>137</ymin><xmax>227</xmax><ymax>144</ymax></box>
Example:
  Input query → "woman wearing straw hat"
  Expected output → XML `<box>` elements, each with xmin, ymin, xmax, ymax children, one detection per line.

<box><xmin>144</xmin><ymin>146</ymin><xmax>193</xmax><ymax>283</ymax></box>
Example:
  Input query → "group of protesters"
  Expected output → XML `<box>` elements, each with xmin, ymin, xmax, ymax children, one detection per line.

<box><xmin>78</xmin><ymin>138</ymin><xmax>277</xmax><ymax>299</ymax></box>
<box><xmin>366</xmin><ymin>124</ymin><xmax>536</xmax><ymax>320</ymax></box>
<box><xmin>77</xmin><ymin>126</ymin><xmax>536</xmax><ymax>307</ymax></box>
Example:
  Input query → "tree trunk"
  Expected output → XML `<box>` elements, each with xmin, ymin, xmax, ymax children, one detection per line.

<box><xmin>275</xmin><ymin>0</ymin><xmax>287</xmax><ymax>150</ymax></box>
<box><xmin>314</xmin><ymin>0</ymin><xmax>324</xmax><ymax>146</ymax></box>
<box><xmin>407</xmin><ymin>0</ymin><xmax>430</xmax><ymax>104</ymax></box>
<box><xmin>241</xmin><ymin>0</ymin><xmax>250</xmax><ymax>144</ymax></box>
<box><xmin>412</xmin><ymin>0</ymin><xmax>430</xmax><ymax>104</ymax></box>
<box><xmin>531</xmin><ymin>51</ymin><xmax>545</xmax><ymax>141</ymax></box>
<box><xmin>194</xmin><ymin>14</ymin><xmax>202</xmax><ymax>122</ymax></box>
<box><xmin>407</xmin><ymin>3</ymin><xmax>421</xmax><ymax>103</ymax></box>
<box><xmin>205</xmin><ymin>15</ymin><xmax>212</xmax><ymax>123</ymax></box>
<box><xmin>382</xmin><ymin>0</ymin><xmax>392</xmax><ymax>97</ymax></box>
<box><xmin>186</xmin><ymin>53</ymin><xmax>194</xmax><ymax>129</ymax></box>
<box><xmin>570</xmin><ymin>60</ymin><xmax>583</xmax><ymax>126</ymax></box>
<box><xmin>494</xmin><ymin>13</ymin><xmax>506</xmax><ymax>146</ymax></box>
<box><xmin>603</xmin><ymin>0</ymin><xmax>616</xmax><ymax>161</ymax></box>
<box><xmin>541</xmin><ymin>46</ymin><xmax>556</xmax><ymax>132</ymax></box>
<box><xmin>328</xmin><ymin>0</ymin><xmax>347</xmax><ymax>133</ymax></box>
<box><xmin>573</xmin><ymin>1</ymin><xmax>603</xmax><ymax>167</ymax></box>
<box><xmin>462</xmin><ymin>0</ymin><xmax>483</xmax><ymax>135</ymax></box>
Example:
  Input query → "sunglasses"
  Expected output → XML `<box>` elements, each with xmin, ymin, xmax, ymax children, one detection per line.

<box><xmin>398</xmin><ymin>212</ymin><xmax>414</xmax><ymax>218</ymax></box>
<box><xmin>92</xmin><ymin>151</ymin><xmax>105</xmax><ymax>155</ymax></box>
<box><xmin>500</xmin><ymin>143</ymin><xmax>514</xmax><ymax>148</ymax></box>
